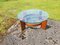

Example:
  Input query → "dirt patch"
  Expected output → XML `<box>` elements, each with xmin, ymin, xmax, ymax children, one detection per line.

<box><xmin>0</xmin><ymin>19</ymin><xmax>60</xmax><ymax>45</ymax></box>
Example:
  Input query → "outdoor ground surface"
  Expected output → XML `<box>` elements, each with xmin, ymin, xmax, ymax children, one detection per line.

<box><xmin>0</xmin><ymin>0</ymin><xmax>60</xmax><ymax>45</ymax></box>
<box><xmin>0</xmin><ymin>19</ymin><xmax>60</xmax><ymax>45</ymax></box>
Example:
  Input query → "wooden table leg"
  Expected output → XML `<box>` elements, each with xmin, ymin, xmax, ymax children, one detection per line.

<box><xmin>20</xmin><ymin>21</ymin><xmax>26</xmax><ymax>33</ymax></box>
<box><xmin>41</xmin><ymin>20</ymin><xmax>47</xmax><ymax>30</ymax></box>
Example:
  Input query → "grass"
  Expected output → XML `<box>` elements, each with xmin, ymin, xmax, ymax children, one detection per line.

<box><xmin>0</xmin><ymin>0</ymin><xmax>60</xmax><ymax>34</ymax></box>
<box><xmin>0</xmin><ymin>0</ymin><xmax>60</xmax><ymax>20</ymax></box>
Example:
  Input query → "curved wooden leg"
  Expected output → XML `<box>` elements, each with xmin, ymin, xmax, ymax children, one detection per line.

<box><xmin>20</xmin><ymin>21</ymin><xmax>26</xmax><ymax>33</ymax></box>
<box><xmin>41</xmin><ymin>20</ymin><xmax>47</xmax><ymax>30</ymax></box>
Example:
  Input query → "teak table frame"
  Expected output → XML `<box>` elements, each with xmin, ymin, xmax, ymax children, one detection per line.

<box><xmin>20</xmin><ymin>20</ymin><xmax>47</xmax><ymax>33</ymax></box>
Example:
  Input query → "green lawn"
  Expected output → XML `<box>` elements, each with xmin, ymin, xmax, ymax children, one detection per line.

<box><xmin>0</xmin><ymin>0</ymin><xmax>60</xmax><ymax>20</ymax></box>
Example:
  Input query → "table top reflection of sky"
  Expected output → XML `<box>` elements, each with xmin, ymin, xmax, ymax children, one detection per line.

<box><xmin>17</xmin><ymin>9</ymin><xmax>49</xmax><ymax>24</ymax></box>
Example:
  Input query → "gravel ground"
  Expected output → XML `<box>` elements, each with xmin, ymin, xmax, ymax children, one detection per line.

<box><xmin>0</xmin><ymin>19</ymin><xmax>60</xmax><ymax>45</ymax></box>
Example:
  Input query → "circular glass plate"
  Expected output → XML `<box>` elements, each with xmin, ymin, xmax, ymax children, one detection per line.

<box><xmin>17</xmin><ymin>9</ymin><xmax>48</xmax><ymax>24</ymax></box>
